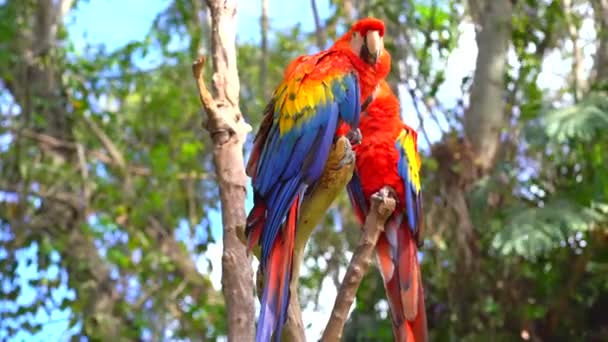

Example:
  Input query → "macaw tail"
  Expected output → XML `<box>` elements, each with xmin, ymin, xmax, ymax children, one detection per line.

<box><xmin>376</xmin><ymin>218</ymin><xmax>428</xmax><ymax>342</ymax></box>
<box><xmin>255</xmin><ymin>195</ymin><xmax>299</xmax><ymax>342</ymax></box>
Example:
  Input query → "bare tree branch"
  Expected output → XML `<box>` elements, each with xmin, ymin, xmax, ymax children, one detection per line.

<box><xmin>76</xmin><ymin>143</ymin><xmax>91</xmax><ymax>206</ymax></box>
<box><xmin>195</xmin><ymin>1</ymin><xmax>255</xmax><ymax>340</ymax></box>
<box><xmin>83</xmin><ymin>115</ymin><xmax>126</xmax><ymax>169</ymax></box>
<box><xmin>321</xmin><ymin>186</ymin><xmax>396</xmax><ymax>342</ymax></box>
<box><xmin>146</xmin><ymin>217</ymin><xmax>213</xmax><ymax>290</ymax></box>
<box><xmin>343</xmin><ymin>0</ymin><xmax>356</xmax><ymax>21</ymax></box>
<box><xmin>15</xmin><ymin>128</ymin><xmax>209</xmax><ymax>180</ymax></box>
<box><xmin>562</xmin><ymin>0</ymin><xmax>586</xmax><ymax>100</ymax></box>
<box><xmin>406</xmin><ymin>87</ymin><xmax>434</xmax><ymax>148</ymax></box>
<box><xmin>311</xmin><ymin>0</ymin><xmax>327</xmax><ymax>49</ymax></box>
<box><xmin>260</xmin><ymin>0</ymin><xmax>270</xmax><ymax>98</ymax></box>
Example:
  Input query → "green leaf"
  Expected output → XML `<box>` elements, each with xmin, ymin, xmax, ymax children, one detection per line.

<box><xmin>544</xmin><ymin>92</ymin><xmax>608</xmax><ymax>142</ymax></box>
<box><xmin>492</xmin><ymin>200</ymin><xmax>607</xmax><ymax>258</ymax></box>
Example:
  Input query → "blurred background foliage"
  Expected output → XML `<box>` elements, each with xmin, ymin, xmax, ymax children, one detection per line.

<box><xmin>1</xmin><ymin>0</ymin><xmax>607</xmax><ymax>341</ymax></box>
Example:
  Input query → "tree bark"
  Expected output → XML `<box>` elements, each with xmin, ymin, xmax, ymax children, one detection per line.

<box><xmin>464</xmin><ymin>0</ymin><xmax>513</xmax><ymax>173</ymax></box>
<box><xmin>196</xmin><ymin>1</ymin><xmax>255</xmax><ymax>340</ymax></box>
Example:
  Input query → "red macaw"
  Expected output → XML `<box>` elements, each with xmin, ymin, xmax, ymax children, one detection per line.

<box><xmin>245</xmin><ymin>18</ymin><xmax>391</xmax><ymax>342</ymax></box>
<box><xmin>347</xmin><ymin>80</ymin><xmax>428</xmax><ymax>342</ymax></box>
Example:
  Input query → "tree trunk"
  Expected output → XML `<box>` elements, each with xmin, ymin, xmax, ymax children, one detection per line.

<box><xmin>197</xmin><ymin>1</ymin><xmax>255</xmax><ymax>340</ymax></box>
<box><xmin>592</xmin><ymin>0</ymin><xmax>608</xmax><ymax>84</ymax></box>
<box><xmin>464</xmin><ymin>0</ymin><xmax>513</xmax><ymax>173</ymax></box>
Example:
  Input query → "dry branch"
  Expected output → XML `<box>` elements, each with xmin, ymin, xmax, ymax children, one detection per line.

<box><xmin>15</xmin><ymin>128</ymin><xmax>208</xmax><ymax>180</ymax></box>
<box><xmin>311</xmin><ymin>0</ymin><xmax>326</xmax><ymax>49</ymax></box>
<box><xmin>321</xmin><ymin>187</ymin><xmax>396</xmax><ymax>342</ymax></box>
<box><xmin>192</xmin><ymin>1</ymin><xmax>254</xmax><ymax>340</ymax></box>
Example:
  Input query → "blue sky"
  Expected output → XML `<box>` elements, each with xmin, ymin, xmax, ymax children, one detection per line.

<box><xmin>66</xmin><ymin>0</ymin><xmax>331</xmax><ymax>49</ymax></box>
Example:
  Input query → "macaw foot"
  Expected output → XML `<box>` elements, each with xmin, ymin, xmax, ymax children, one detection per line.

<box><xmin>346</xmin><ymin>128</ymin><xmax>362</xmax><ymax>146</ymax></box>
<box><xmin>371</xmin><ymin>186</ymin><xmax>398</xmax><ymax>205</ymax></box>
<box><xmin>371</xmin><ymin>186</ymin><xmax>398</xmax><ymax>220</ymax></box>
<box><xmin>338</xmin><ymin>138</ymin><xmax>355</xmax><ymax>169</ymax></box>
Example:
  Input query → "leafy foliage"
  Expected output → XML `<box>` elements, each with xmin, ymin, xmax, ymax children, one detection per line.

<box><xmin>493</xmin><ymin>200</ymin><xmax>607</xmax><ymax>259</ymax></box>
<box><xmin>544</xmin><ymin>92</ymin><xmax>608</xmax><ymax>142</ymax></box>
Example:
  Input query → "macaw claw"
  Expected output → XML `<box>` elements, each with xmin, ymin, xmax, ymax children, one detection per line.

<box><xmin>346</xmin><ymin>128</ymin><xmax>362</xmax><ymax>145</ymax></box>
<box><xmin>338</xmin><ymin>138</ymin><xmax>356</xmax><ymax>169</ymax></box>
<box><xmin>371</xmin><ymin>186</ymin><xmax>397</xmax><ymax>203</ymax></box>
<box><xmin>371</xmin><ymin>186</ymin><xmax>397</xmax><ymax>219</ymax></box>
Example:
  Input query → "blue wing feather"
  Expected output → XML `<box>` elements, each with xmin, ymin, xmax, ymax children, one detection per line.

<box><xmin>347</xmin><ymin>172</ymin><xmax>369</xmax><ymax>219</ymax></box>
<box><xmin>261</xmin><ymin>176</ymin><xmax>302</xmax><ymax>263</ymax></box>
<box><xmin>336</xmin><ymin>75</ymin><xmax>361</xmax><ymax>127</ymax></box>
<box><xmin>252</xmin><ymin>70</ymin><xmax>361</xmax><ymax>267</ymax></box>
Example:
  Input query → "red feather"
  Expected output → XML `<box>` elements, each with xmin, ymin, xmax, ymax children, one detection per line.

<box><xmin>247</xmin><ymin>18</ymin><xmax>393</xmax><ymax>342</ymax></box>
<box><xmin>352</xmin><ymin>80</ymin><xmax>428</xmax><ymax>342</ymax></box>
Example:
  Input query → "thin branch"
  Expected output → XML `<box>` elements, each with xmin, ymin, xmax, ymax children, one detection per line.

<box><xmin>15</xmin><ymin>128</ymin><xmax>209</xmax><ymax>180</ymax></box>
<box><xmin>343</xmin><ymin>0</ymin><xmax>356</xmax><ymax>20</ymax></box>
<box><xmin>147</xmin><ymin>217</ymin><xmax>212</xmax><ymax>289</ymax></box>
<box><xmin>406</xmin><ymin>87</ymin><xmax>433</xmax><ymax>148</ymax></box>
<box><xmin>321</xmin><ymin>186</ymin><xmax>396</xmax><ymax>342</ymax></box>
<box><xmin>83</xmin><ymin>115</ymin><xmax>126</xmax><ymax>169</ymax></box>
<box><xmin>562</xmin><ymin>0</ymin><xmax>585</xmax><ymax>100</ymax></box>
<box><xmin>0</xmin><ymin>182</ymin><xmax>80</xmax><ymax>209</ymax></box>
<box><xmin>55</xmin><ymin>0</ymin><xmax>75</xmax><ymax>20</ymax></box>
<box><xmin>76</xmin><ymin>143</ymin><xmax>90</xmax><ymax>206</ymax></box>
<box><xmin>259</xmin><ymin>0</ymin><xmax>270</xmax><ymax>98</ymax></box>
<box><xmin>192</xmin><ymin>57</ymin><xmax>221</xmax><ymax>126</ymax></box>
<box><xmin>311</xmin><ymin>0</ymin><xmax>326</xmax><ymax>49</ymax></box>
<box><xmin>134</xmin><ymin>282</ymin><xmax>162</xmax><ymax>310</ymax></box>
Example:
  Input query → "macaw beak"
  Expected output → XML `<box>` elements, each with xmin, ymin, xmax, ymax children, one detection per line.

<box><xmin>362</xmin><ymin>30</ymin><xmax>383</xmax><ymax>65</ymax></box>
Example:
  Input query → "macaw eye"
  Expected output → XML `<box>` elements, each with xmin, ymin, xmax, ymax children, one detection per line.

<box><xmin>349</xmin><ymin>31</ymin><xmax>364</xmax><ymax>58</ymax></box>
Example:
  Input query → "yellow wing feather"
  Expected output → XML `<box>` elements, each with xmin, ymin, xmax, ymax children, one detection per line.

<box><xmin>397</xmin><ymin>129</ymin><xmax>421</xmax><ymax>193</ymax></box>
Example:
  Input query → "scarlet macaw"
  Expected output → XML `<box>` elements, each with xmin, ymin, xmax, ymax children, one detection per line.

<box><xmin>347</xmin><ymin>80</ymin><xmax>428</xmax><ymax>342</ymax></box>
<box><xmin>246</xmin><ymin>18</ymin><xmax>391</xmax><ymax>342</ymax></box>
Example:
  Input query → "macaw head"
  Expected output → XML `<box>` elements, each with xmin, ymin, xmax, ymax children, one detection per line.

<box><xmin>364</xmin><ymin>80</ymin><xmax>400</xmax><ymax>119</ymax></box>
<box><xmin>335</xmin><ymin>17</ymin><xmax>386</xmax><ymax>66</ymax></box>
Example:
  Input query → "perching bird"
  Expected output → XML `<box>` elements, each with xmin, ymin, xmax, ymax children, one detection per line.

<box><xmin>245</xmin><ymin>18</ymin><xmax>391</xmax><ymax>342</ymax></box>
<box><xmin>347</xmin><ymin>80</ymin><xmax>428</xmax><ymax>342</ymax></box>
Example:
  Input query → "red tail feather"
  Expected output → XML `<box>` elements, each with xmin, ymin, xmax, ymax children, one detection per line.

<box><xmin>246</xmin><ymin>201</ymin><xmax>266</xmax><ymax>253</ymax></box>
<box><xmin>256</xmin><ymin>196</ymin><xmax>298</xmax><ymax>341</ymax></box>
<box><xmin>411</xmin><ymin>277</ymin><xmax>428</xmax><ymax>342</ymax></box>
<box><xmin>376</xmin><ymin>218</ymin><xmax>427</xmax><ymax>342</ymax></box>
